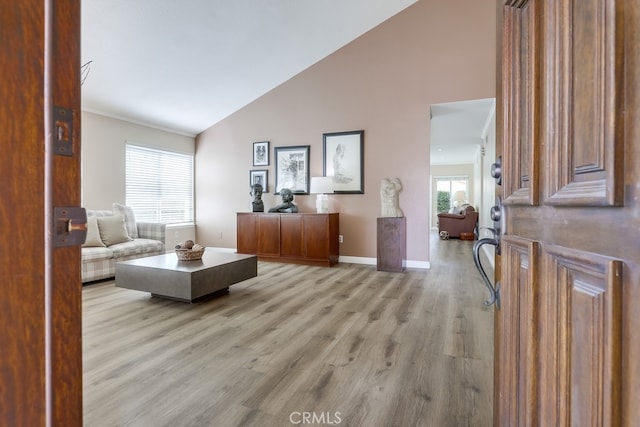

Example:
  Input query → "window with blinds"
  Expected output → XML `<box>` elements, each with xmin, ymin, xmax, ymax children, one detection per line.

<box><xmin>125</xmin><ymin>143</ymin><xmax>194</xmax><ymax>224</ymax></box>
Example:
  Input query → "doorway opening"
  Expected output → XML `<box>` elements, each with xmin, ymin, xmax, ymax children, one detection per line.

<box><xmin>429</xmin><ymin>98</ymin><xmax>496</xmax><ymax>264</ymax></box>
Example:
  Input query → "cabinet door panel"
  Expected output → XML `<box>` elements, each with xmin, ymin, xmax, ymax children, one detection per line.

<box><xmin>258</xmin><ymin>215</ymin><xmax>280</xmax><ymax>256</ymax></box>
<box><xmin>304</xmin><ymin>215</ymin><xmax>329</xmax><ymax>259</ymax></box>
<box><xmin>237</xmin><ymin>213</ymin><xmax>257</xmax><ymax>254</ymax></box>
<box><xmin>280</xmin><ymin>214</ymin><xmax>304</xmax><ymax>257</ymax></box>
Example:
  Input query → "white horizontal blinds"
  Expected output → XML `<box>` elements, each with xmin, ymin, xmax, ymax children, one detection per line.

<box><xmin>125</xmin><ymin>144</ymin><xmax>194</xmax><ymax>224</ymax></box>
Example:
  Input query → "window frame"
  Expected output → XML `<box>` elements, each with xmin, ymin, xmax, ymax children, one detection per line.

<box><xmin>125</xmin><ymin>143</ymin><xmax>194</xmax><ymax>225</ymax></box>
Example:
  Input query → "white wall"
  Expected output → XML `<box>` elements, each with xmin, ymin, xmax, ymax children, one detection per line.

<box><xmin>81</xmin><ymin>111</ymin><xmax>195</xmax><ymax>209</ymax></box>
<box><xmin>81</xmin><ymin>111</ymin><xmax>197</xmax><ymax>250</ymax></box>
<box><xmin>473</xmin><ymin>146</ymin><xmax>483</xmax><ymax>211</ymax></box>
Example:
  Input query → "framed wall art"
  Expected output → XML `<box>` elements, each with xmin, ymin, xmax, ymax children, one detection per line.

<box><xmin>323</xmin><ymin>130</ymin><xmax>364</xmax><ymax>194</ymax></box>
<box><xmin>253</xmin><ymin>141</ymin><xmax>269</xmax><ymax>166</ymax></box>
<box><xmin>274</xmin><ymin>145</ymin><xmax>310</xmax><ymax>194</ymax></box>
<box><xmin>250</xmin><ymin>169</ymin><xmax>268</xmax><ymax>192</ymax></box>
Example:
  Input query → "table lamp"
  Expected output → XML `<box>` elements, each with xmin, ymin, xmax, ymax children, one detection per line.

<box><xmin>310</xmin><ymin>177</ymin><xmax>334</xmax><ymax>213</ymax></box>
<box><xmin>452</xmin><ymin>190</ymin><xmax>467</xmax><ymax>207</ymax></box>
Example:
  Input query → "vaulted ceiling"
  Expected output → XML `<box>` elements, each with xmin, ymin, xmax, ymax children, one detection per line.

<box><xmin>430</xmin><ymin>98</ymin><xmax>496</xmax><ymax>165</ymax></box>
<box><xmin>82</xmin><ymin>0</ymin><xmax>494</xmax><ymax>164</ymax></box>
<box><xmin>81</xmin><ymin>0</ymin><xmax>418</xmax><ymax>136</ymax></box>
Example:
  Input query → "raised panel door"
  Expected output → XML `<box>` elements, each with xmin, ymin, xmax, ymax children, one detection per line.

<box><xmin>237</xmin><ymin>213</ymin><xmax>258</xmax><ymax>254</ymax></box>
<box><xmin>502</xmin><ymin>0</ymin><xmax>539</xmax><ymax>206</ymax></box>
<box><xmin>303</xmin><ymin>214</ymin><xmax>329</xmax><ymax>260</ymax></box>
<box><xmin>496</xmin><ymin>0</ymin><xmax>636</xmax><ymax>425</ymax></box>
<box><xmin>280</xmin><ymin>214</ymin><xmax>304</xmax><ymax>258</ymax></box>
<box><xmin>540</xmin><ymin>245</ymin><xmax>622</xmax><ymax>425</ymax></box>
<box><xmin>257</xmin><ymin>214</ymin><xmax>280</xmax><ymax>257</ymax></box>
<box><xmin>495</xmin><ymin>236</ymin><xmax>539</xmax><ymax>426</ymax></box>
<box><xmin>542</xmin><ymin>0</ymin><xmax>623</xmax><ymax>206</ymax></box>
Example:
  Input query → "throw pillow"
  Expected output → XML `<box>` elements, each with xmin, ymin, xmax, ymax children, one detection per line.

<box><xmin>82</xmin><ymin>215</ymin><xmax>106</xmax><ymax>247</ymax></box>
<box><xmin>112</xmin><ymin>203</ymin><xmax>138</xmax><ymax>238</ymax></box>
<box><xmin>97</xmin><ymin>215</ymin><xmax>132</xmax><ymax>246</ymax></box>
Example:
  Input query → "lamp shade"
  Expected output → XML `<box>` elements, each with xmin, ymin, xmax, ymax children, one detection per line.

<box><xmin>452</xmin><ymin>190</ymin><xmax>467</xmax><ymax>202</ymax></box>
<box><xmin>310</xmin><ymin>176</ymin><xmax>334</xmax><ymax>194</ymax></box>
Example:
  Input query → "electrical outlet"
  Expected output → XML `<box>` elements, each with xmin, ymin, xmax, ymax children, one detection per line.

<box><xmin>338</xmin><ymin>235</ymin><xmax>344</xmax><ymax>243</ymax></box>
<box><xmin>219</xmin><ymin>232</ymin><xmax>223</xmax><ymax>239</ymax></box>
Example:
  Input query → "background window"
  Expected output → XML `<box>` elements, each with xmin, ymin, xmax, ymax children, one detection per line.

<box><xmin>435</xmin><ymin>177</ymin><xmax>468</xmax><ymax>213</ymax></box>
<box><xmin>125</xmin><ymin>144</ymin><xmax>194</xmax><ymax>224</ymax></box>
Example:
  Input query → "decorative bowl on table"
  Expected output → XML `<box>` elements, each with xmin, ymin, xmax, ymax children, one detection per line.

<box><xmin>175</xmin><ymin>240</ymin><xmax>205</xmax><ymax>261</ymax></box>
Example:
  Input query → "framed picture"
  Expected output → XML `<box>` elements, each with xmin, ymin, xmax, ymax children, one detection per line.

<box><xmin>274</xmin><ymin>145</ymin><xmax>310</xmax><ymax>194</ymax></box>
<box><xmin>250</xmin><ymin>169</ymin><xmax>268</xmax><ymax>192</ymax></box>
<box><xmin>253</xmin><ymin>141</ymin><xmax>269</xmax><ymax>166</ymax></box>
<box><xmin>323</xmin><ymin>130</ymin><xmax>364</xmax><ymax>194</ymax></box>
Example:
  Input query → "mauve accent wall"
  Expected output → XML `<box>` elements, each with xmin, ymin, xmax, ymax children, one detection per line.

<box><xmin>195</xmin><ymin>0</ymin><xmax>496</xmax><ymax>264</ymax></box>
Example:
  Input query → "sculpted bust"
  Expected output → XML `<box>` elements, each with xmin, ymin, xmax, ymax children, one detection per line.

<box><xmin>269</xmin><ymin>188</ymin><xmax>299</xmax><ymax>213</ymax></box>
<box><xmin>251</xmin><ymin>183</ymin><xmax>264</xmax><ymax>212</ymax></box>
<box><xmin>380</xmin><ymin>178</ymin><xmax>404</xmax><ymax>217</ymax></box>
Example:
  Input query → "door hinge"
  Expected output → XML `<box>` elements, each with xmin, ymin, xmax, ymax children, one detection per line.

<box><xmin>54</xmin><ymin>207</ymin><xmax>87</xmax><ymax>247</ymax></box>
<box><xmin>53</xmin><ymin>105</ymin><xmax>74</xmax><ymax>156</ymax></box>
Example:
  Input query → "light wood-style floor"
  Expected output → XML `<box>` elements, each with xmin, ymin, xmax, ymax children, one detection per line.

<box><xmin>83</xmin><ymin>232</ymin><xmax>494</xmax><ymax>426</ymax></box>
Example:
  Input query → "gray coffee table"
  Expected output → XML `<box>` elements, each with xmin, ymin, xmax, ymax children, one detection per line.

<box><xmin>115</xmin><ymin>249</ymin><xmax>257</xmax><ymax>302</ymax></box>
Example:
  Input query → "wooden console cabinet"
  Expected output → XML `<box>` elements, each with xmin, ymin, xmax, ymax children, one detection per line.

<box><xmin>237</xmin><ymin>213</ymin><xmax>339</xmax><ymax>267</ymax></box>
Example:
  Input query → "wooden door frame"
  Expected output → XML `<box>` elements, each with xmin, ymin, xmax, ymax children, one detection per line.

<box><xmin>49</xmin><ymin>0</ymin><xmax>83</xmax><ymax>423</ymax></box>
<box><xmin>494</xmin><ymin>0</ymin><xmax>505</xmax><ymax>419</ymax></box>
<box><xmin>0</xmin><ymin>0</ymin><xmax>83</xmax><ymax>425</ymax></box>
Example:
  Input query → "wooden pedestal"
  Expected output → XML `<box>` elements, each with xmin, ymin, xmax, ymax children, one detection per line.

<box><xmin>377</xmin><ymin>217</ymin><xmax>406</xmax><ymax>272</ymax></box>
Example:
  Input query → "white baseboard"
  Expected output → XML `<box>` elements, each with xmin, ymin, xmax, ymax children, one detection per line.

<box><xmin>406</xmin><ymin>260</ymin><xmax>431</xmax><ymax>269</ymax></box>
<box><xmin>223</xmin><ymin>249</ymin><xmax>431</xmax><ymax>270</ymax></box>
<box><xmin>339</xmin><ymin>256</ymin><xmax>430</xmax><ymax>270</ymax></box>
<box><xmin>338</xmin><ymin>256</ymin><xmax>377</xmax><ymax>265</ymax></box>
<box><xmin>207</xmin><ymin>247</ymin><xmax>238</xmax><ymax>253</ymax></box>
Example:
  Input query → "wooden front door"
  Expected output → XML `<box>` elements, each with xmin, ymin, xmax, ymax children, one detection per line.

<box><xmin>495</xmin><ymin>0</ymin><xmax>639</xmax><ymax>425</ymax></box>
<box><xmin>0</xmin><ymin>0</ymin><xmax>83</xmax><ymax>425</ymax></box>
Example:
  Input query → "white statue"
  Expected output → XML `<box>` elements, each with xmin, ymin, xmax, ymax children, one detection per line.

<box><xmin>380</xmin><ymin>178</ymin><xmax>404</xmax><ymax>217</ymax></box>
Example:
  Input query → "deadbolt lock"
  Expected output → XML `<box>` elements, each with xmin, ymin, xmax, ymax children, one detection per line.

<box><xmin>54</xmin><ymin>207</ymin><xmax>87</xmax><ymax>247</ymax></box>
